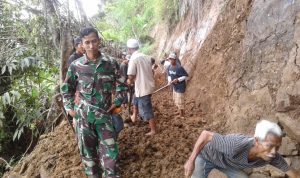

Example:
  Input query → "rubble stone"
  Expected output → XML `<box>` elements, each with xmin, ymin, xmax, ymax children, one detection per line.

<box><xmin>277</xmin><ymin>113</ymin><xmax>300</xmax><ymax>143</ymax></box>
<box><xmin>278</xmin><ymin>137</ymin><xmax>298</xmax><ymax>156</ymax></box>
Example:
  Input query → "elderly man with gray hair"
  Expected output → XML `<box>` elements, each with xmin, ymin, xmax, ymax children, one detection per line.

<box><xmin>184</xmin><ymin>120</ymin><xmax>300</xmax><ymax>178</ymax></box>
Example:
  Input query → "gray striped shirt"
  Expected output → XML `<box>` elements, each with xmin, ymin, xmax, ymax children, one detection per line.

<box><xmin>199</xmin><ymin>133</ymin><xmax>290</xmax><ymax>172</ymax></box>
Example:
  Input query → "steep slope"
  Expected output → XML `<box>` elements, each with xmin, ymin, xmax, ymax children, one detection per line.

<box><xmin>155</xmin><ymin>0</ymin><xmax>300</xmax><ymax>131</ymax></box>
<box><xmin>154</xmin><ymin>0</ymin><xmax>300</xmax><ymax>175</ymax></box>
<box><xmin>3</xmin><ymin>122</ymin><xmax>85</xmax><ymax>178</ymax></box>
<box><xmin>186</xmin><ymin>0</ymin><xmax>300</xmax><ymax>132</ymax></box>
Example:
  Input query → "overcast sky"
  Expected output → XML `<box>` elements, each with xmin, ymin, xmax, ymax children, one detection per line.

<box><xmin>69</xmin><ymin>0</ymin><xmax>100</xmax><ymax>18</ymax></box>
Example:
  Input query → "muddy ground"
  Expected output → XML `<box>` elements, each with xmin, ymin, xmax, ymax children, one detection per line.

<box><xmin>4</xmin><ymin>77</ymin><xmax>228</xmax><ymax>178</ymax></box>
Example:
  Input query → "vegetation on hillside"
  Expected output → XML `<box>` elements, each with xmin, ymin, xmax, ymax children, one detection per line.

<box><xmin>94</xmin><ymin>0</ymin><xmax>179</xmax><ymax>54</ymax></box>
<box><xmin>0</xmin><ymin>0</ymin><xmax>79</xmax><ymax>175</ymax></box>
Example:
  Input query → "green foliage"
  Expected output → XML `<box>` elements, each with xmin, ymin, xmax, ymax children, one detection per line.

<box><xmin>0</xmin><ymin>60</ymin><xmax>57</xmax><ymax>142</ymax></box>
<box><xmin>0</xmin><ymin>0</ymin><xmax>82</xmax><ymax>176</ymax></box>
<box><xmin>95</xmin><ymin>0</ymin><xmax>179</xmax><ymax>43</ymax></box>
<box><xmin>0</xmin><ymin>0</ymin><xmax>59</xmax><ymax>153</ymax></box>
<box><xmin>139</xmin><ymin>42</ymin><xmax>155</xmax><ymax>55</ymax></box>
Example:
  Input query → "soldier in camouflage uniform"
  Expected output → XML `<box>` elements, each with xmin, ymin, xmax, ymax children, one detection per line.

<box><xmin>61</xmin><ymin>27</ymin><xmax>125</xmax><ymax>178</ymax></box>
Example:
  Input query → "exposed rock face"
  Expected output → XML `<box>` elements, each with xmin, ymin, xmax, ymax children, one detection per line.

<box><xmin>156</xmin><ymin>0</ymin><xmax>300</xmax><ymax>129</ymax></box>
<box><xmin>154</xmin><ymin>0</ymin><xmax>229</xmax><ymax>74</ymax></box>
<box><xmin>290</xmin><ymin>156</ymin><xmax>300</xmax><ymax>171</ymax></box>
<box><xmin>277</xmin><ymin>113</ymin><xmax>300</xmax><ymax>143</ymax></box>
<box><xmin>278</xmin><ymin>136</ymin><xmax>298</xmax><ymax>156</ymax></box>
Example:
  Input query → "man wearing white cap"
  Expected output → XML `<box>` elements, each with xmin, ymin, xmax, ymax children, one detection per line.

<box><xmin>126</xmin><ymin>39</ymin><xmax>157</xmax><ymax>136</ymax></box>
<box><xmin>167</xmin><ymin>53</ymin><xmax>188</xmax><ymax>118</ymax></box>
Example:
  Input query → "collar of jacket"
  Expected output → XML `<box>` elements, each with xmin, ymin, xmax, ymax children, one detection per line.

<box><xmin>83</xmin><ymin>51</ymin><xmax>108</xmax><ymax>65</ymax></box>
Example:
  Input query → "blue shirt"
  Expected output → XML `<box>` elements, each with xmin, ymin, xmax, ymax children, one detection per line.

<box><xmin>168</xmin><ymin>65</ymin><xmax>188</xmax><ymax>93</ymax></box>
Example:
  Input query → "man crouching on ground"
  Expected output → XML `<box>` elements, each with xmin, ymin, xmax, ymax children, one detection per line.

<box><xmin>184</xmin><ymin>120</ymin><xmax>300</xmax><ymax>178</ymax></box>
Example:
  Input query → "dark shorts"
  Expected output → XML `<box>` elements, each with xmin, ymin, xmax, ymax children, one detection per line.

<box><xmin>135</xmin><ymin>95</ymin><xmax>154</xmax><ymax>121</ymax></box>
<box><xmin>132</xmin><ymin>95</ymin><xmax>138</xmax><ymax>106</ymax></box>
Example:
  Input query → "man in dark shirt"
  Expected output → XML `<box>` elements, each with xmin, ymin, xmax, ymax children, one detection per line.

<box><xmin>167</xmin><ymin>53</ymin><xmax>188</xmax><ymax>118</ymax></box>
<box><xmin>119</xmin><ymin>52</ymin><xmax>129</xmax><ymax>107</ymax></box>
<box><xmin>120</xmin><ymin>52</ymin><xmax>129</xmax><ymax>81</ymax></box>
<box><xmin>67</xmin><ymin>36</ymin><xmax>85</xmax><ymax>67</ymax></box>
<box><xmin>65</xmin><ymin>37</ymin><xmax>85</xmax><ymax>126</ymax></box>
<box><xmin>184</xmin><ymin>120</ymin><xmax>300</xmax><ymax>178</ymax></box>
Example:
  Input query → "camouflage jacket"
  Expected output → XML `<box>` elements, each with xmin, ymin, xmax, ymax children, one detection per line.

<box><xmin>61</xmin><ymin>53</ymin><xmax>125</xmax><ymax>124</ymax></box>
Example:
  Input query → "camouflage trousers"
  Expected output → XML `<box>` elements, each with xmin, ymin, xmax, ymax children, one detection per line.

<box><xmin>76</xmin><ymin>118</ymin><xmax>119</xmax><ymax>178</ymax></box>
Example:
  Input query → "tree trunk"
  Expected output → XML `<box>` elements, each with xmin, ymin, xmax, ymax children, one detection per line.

<box><xmin>43</xmin><ymin>0</ymin><xmax>61</xmax><ymax>49</ymax></box>
<box><xmin>60</xmin><ymin>23</ymin><xmax>73</xmax><ymax>85</ymax></box>
<box><xmin>75</xmin><ymin>0</ymin><xmax>91</xmax><ymax>27</ymax></box>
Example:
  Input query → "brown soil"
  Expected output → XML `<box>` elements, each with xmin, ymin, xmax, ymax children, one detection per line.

<box><xmin>4</xmin><ymin>76</ymin><xmax>227</xmax><ymax>178</ymax></box>
<box><xmin>119</xmin><ymin>90</ymin><xmax>216</xmax><ymax>178</ymax></box>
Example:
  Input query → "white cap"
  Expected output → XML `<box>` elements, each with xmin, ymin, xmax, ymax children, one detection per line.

<box><xmin>168</xmin><ymin>53</ymin><xmax>176</xmax><ymax>59</ymax></box>
<box><xmin>127</xmin><ymin>39</ymin><xmax>139</xmax><ymax>48</ymax></box>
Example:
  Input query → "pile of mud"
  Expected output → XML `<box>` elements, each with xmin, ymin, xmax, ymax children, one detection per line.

<box><xmin>4</xmin><ymin>120</ymin><xmax>84</xmax><ymax>178</ymax></box>
<box><xmin>4</xmin><ymin>85</ymin><xmax>227</xmax><ymax>178</ymax></box>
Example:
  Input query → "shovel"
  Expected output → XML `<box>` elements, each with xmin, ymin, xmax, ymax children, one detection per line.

<box><xmin>152</xmin><ymin>83</ymin><xmax>171</xmax><ymax>94</ymax></box>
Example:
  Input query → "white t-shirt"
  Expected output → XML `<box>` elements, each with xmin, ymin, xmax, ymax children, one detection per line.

<box><xmin>127</xmin><ymin>51</ymin><xmax>155</xmax><ymax>97</ymax></box>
